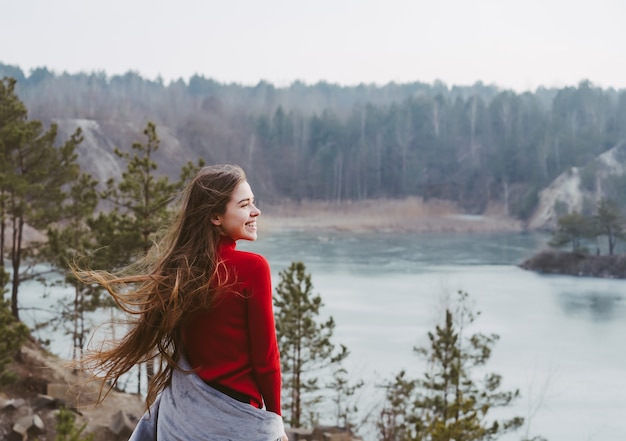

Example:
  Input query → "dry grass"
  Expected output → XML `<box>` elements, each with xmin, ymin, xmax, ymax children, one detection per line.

<box><xmin>259</xmin><ymin>197</ymin><xmax>524</xmax><ymax>233</ymax></box>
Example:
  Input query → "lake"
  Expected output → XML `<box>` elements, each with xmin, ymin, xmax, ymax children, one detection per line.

<box><xmin>19</xmin><ymin>231</ymin><xmax>626</xmax><ymax>440</ymax></box>
<box><xmin>239</xmin><ymin>230</ymin><xmax>626</xmax><ymax>441</ymax></box>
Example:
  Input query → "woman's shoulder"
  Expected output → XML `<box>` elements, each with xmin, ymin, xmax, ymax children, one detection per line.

<box><xmin>229</xmin><ymin>248</ymin><xmax>270</xmax><ymax>271</ymax></box>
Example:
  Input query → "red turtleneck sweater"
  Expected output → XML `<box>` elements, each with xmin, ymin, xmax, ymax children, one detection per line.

<box><xmin>181</xmin><ymin>237</ymin><xmax>282</xmax><ymax>414</ymax></box>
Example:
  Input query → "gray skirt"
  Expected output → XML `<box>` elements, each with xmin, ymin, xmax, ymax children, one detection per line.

<box><xmin>128</xmin><ymin>357</ymin><xmax>284</xmax><ymax>441</ymax></box>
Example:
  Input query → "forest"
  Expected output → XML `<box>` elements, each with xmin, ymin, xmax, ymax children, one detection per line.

<box><xmin>2</xmin><ymin>62</ymin><xmax>626</xmax><ymax>220</ymax></box>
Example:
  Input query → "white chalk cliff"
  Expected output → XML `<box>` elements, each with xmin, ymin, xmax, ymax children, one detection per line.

<box><xmin>528</xmin><ymin>141</ymin><xmax>626</xmax><ymax>230</ymax></box>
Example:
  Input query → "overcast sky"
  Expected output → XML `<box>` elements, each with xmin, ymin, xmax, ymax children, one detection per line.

<box><xmin>1</xmin><ymin>0</ymin><xmax>625</xmax><ymax>92</ymax></box>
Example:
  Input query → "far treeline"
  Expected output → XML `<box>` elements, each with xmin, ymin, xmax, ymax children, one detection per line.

<box><xmin>2</xmin><ymin>62</ymin><xmax>626</xmax><ymax>218</ymax></box>
<box><xmin>0</xmin><ymin>75</ymin><xmax>546</xmax><ymax>440</ymax></box>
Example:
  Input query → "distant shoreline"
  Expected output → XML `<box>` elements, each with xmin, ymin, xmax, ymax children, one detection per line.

<box><xmin>259</xmin><ymin>197</ymin><xmax>524</xmax><ymax>234</ymax></box>
<box><xmin>10</xmin><ymin>197</ymin><xmax>525</xmax><ymax>247</ymax></box>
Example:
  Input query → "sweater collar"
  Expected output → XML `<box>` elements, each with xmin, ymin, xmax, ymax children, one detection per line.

<box><xmin>218</xmin><ymin>235</ymin><xmax>237</xmax><ymax>251</ymax></box>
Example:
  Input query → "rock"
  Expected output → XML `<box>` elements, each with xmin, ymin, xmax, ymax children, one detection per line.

<box><xmin>11</xmin><ymin>414</ymin><xmax>45</xmax><ymax>439</ymax></box>
<box><xmin>0</xmin><ymin>340</ymin><xmax>146</xmax><ymax>441</ymax></box>
<box><xmin>10</xmin><ymin>420</ymin><xmax>28</xmax><ymax>441</ymax></box>
<box><xmin>109</xmin><ymin>409</ymin><xmax>135</xmax><ymax>439</ymax></box>
<box><xmin>312</xmin><ymin>425</ymin><xmax>361</xmax><ymax>441</ymax></box>
<box><xmin>32</xmin><ymin>414</ymin><xmax>45</xmax><ymax>433</ymax></box>
<box><xmin>2</xmin><ymin>398</ymin><xmax>26</xmax><ymax>411</ymax></box>
<box><xmin>286</xmin><ymin>425</ymin><xmax>362</xmax><ymax>441</ymax></box>
<box><xmin>287</xmin><ymin>427</ymin><xmax>314</xmax><ymax>440</ymax></box>
<box><xmin>33</xmin><ymin>393</ymin><xmax>58</xmax><ymax>410</ymax></box>
<box><xmin>46</xmin><ymin>383</ymin><xmax>73</xmax><ymax>408</ymax></box>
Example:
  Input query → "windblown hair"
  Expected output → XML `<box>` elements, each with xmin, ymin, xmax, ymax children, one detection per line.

<box><xmin>75</xmin><ymin>164</ymin><xmax>247</xmax><ymax>409</ymax></box>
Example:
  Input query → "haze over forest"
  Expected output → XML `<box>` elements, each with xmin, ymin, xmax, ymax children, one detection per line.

<box><xmin>2</xmin><ymin>61</ymin><xmax>626</xmax><ymax>220</ymax></box>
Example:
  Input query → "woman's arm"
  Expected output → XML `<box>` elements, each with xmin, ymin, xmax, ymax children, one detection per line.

<box><xmin>247</xmin><ymin>255</ymin><xmax>282</xmax><ymax>414</ymax></box>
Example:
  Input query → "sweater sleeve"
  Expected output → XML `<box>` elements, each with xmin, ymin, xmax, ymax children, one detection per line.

<box><xmin>247</xmin><ymin>255</ymin><xmax>282</xmax><ymax>415</ymax></box>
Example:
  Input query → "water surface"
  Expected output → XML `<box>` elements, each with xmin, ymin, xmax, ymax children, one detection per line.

<box><xmin>20</xmin><ymin>231</ymin><xmax>626</xmax><ymax>440</ymax></box>
<box><xmin>242</xmin><ymin>231</ymin><xmax>626</xmax><ymax>441</ymax></box>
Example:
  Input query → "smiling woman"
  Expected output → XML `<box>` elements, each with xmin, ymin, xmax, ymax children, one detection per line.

<box><xmin>73</xmin><ymin>164</ymin><xmax>287</xmax><ymax>441</ymax></box>
<box><xmin>211</xmin><ymin>181</ymin><xmax>261</xmax><ymax>241</ymax></box>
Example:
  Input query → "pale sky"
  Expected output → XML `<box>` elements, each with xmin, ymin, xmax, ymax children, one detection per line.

<box><xmin>1</xmin><ymin>0</ymin><xmax>625</xmax><ymax>92</ymax></box>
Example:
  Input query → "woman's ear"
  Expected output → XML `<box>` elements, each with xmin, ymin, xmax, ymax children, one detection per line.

<box><xmin>211</xmin><ymin>214</ymin><xmax>222</xmax><ymax>226</ymax></box>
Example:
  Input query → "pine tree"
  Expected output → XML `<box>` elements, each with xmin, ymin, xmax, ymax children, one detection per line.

<box><xmin>594</xmin><ymin>198</ymin><xmax>624</xmax><ymax>255</ymax></box>
<box><xmin>54</xmin><ymin>407</ymin><xmax>94</xmax><ymax>441</ymax></box>
<box><xmin>0</xmin><ymin>76</ymin><xmax>82</xmax><ymax>320</ymax></box>
<box><xmin>97</xmin><ymin>121</ymin><xmax>203</xmax><ymax>392</ymax></box>
<box><xmin>327</xmin><ymin>366</ymin><xmax>364</xmax><ymax>431</ymax></box>
<box><xmin>273</xmin><ymin>261</ymin><xmax>348</xmax><ymax>428</ymax></box>
<box><xmin>378</xmin><ymin>370</ymin><xmax>417</xmax><ymax>441</ymax></box>
<box><xmin>0</xmin><ymin>77</ymin><xmax>26</xmax><ymax>276</ymax></box>
<box><xmin>549</xmin><ymin>211</ymin><xmax>592</xmax><ymax>253</ymax></box>
<box><xmin>0</xmin><ymin>270</ymin><xmax>28</xmax><ymax>389</ymax></box>
<box><xmin>100</xmin><ymin>122</ymin><xmax>204</xmax><ymax>258</ymax></box>
<box><xmin>101</xmin><ymin>122</ymin><xmax>177</xmax><ymax>256</ymax></box>
<box><xmin>44</xmin><ymin>173</ymin><xmax>106</xmax><ymax>368</ymax></box>
<box><xmin>413</xmin><ymin>292</ymin><xmax>523</xmax><ymax>441</ymax></box>
<box><xmin>379</xmin><ymin>291</ymin><xmax>524</xmax><ymax>441</ymax></box>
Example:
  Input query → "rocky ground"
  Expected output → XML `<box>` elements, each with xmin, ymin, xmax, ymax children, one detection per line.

<box><xmin>0</xmin><ymin>339</ymin><xmax>145</xmax><ymax>441</ymax></box>
<box><xmin>1</xmin><ymin>341</ymin><xmax>360</xmax><ymax>441</ymax></box>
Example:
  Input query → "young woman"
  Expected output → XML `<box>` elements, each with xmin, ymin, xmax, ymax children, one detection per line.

<box><xmin>77</xmin><ymin>165</ymin><xmax>287</xmax><ymax>441</ymax></box>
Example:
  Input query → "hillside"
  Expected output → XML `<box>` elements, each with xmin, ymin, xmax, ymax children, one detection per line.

<box><xmin>53</xmin><ymin>114</ymin><xmax>626</xmax><ymax>233</ymax></box>
<box><xmin>0</xmin><ymin>339</ymin><xmax>145</xmax><ymax>441</ymax></box>
<box><xmin>527</xmin><ymin>141</ymin><xmax>626</xmax><ymax>230</ymax></box>
<box><xmin>1</xmin><ymin>340</ymin><xmax>361</xmax><ymax>441</ymax></box>
<box><xmin>53</xmin><ymin>119</ymin><xmax>197</xmax><ymax>189</ymax></box>
<box><xmin>2</xmin><ymin>67</ymin><xmax>624</xmax><ymax>216</ymax></box>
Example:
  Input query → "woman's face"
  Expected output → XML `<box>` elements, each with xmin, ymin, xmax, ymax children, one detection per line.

<box><xmin>211</xmin><ymin>181</ymin><xmax>261</xmax><ymax>241</ymax></box>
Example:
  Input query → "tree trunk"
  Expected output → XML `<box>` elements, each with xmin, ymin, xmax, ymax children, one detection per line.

<box><xmin>0</xmin><ymin>193</ymin><xmax>5</xmax><ymax>270</ymax></box>
<box><xmin>608</xmin><ymin>230</ymin><xmax>615</xmax><ymax>255</ymax></box>
<box><xmin>10</xmin><ymin>215</ymin><xmax>24</xmax><ymax>320</ymax></box>
<box><xmin>73</xmin><ymin>285</ymin><xmax>79</xmax><ymax>362</ymax></box>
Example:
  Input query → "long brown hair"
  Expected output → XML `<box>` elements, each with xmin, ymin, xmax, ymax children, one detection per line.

<box><xmin>75</xmin><ymin>164</ymin><xmax>247</xmax><ymax>408</ymax></box>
